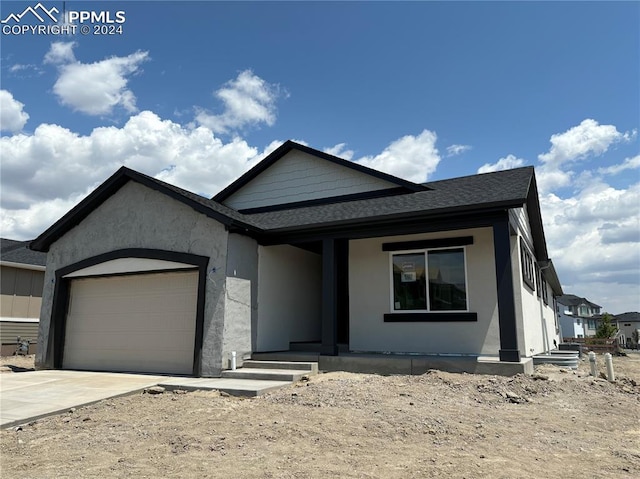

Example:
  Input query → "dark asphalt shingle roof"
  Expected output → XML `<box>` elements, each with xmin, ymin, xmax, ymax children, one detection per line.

<box><xmin>614</xmin><ymin>312</ymin><xmax>640</xmax><ymax>322</ymax></box>
<box><xmin>557</xmin><ymin>294</ymin><xmax>601</xmax><ymax>309</ymax></box>
<box><xmin>244</xmin><ymin>167</ymin><xmax>534</xmax><ymax>231</ymax></box>
<box><xmin>1</xmin><ymin>238</ymin><xmax>47</xmax><ymax>266</ymax></box>
<box><xmin>30</xmin><ymin>152</ymin><xmax>539</xmax><ymax>253</ymax></box>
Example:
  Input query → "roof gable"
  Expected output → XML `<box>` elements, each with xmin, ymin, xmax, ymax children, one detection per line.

<box><xmin>1</xmin><ymin>238</ymin><xmax>47</xmax><ymax>266</ymax></box>
<box><xmin>30</xmin><ymin>167</ymin><xmax>259</xmax><ymax>252</ymax></box>
<box><xmin>214</xmin><ymin>141</ymin><xmax>428</xmax><ymax>210</ymax></box>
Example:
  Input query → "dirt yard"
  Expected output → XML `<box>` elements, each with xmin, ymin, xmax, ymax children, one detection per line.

<box><xmin>1</xmin><ymin>353</ymin><xmax>639</xmax><ymax>478</ymax></box>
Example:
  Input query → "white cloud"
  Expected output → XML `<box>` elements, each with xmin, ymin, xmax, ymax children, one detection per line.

<box><xmin>0</xmin><ymin>111</ymin><xmax>263</xmax><ymax>214</ymax></box>
<box><xmin>598</xmin><ymin>155</ymin><xmax>640</xmax><ymax>176</ymax></box>
<box><xmin>541</xmin><ymin>179</ymin><xmax>640</xmax><ymax>313</ymax></box>
<box><xmin>44</xmin><ymin>42</ymin><xmax>149</xmax><ymax>115</ymax></box>
<box><xmin>470</xmin><ymin>119</ymin><xmax>640</xmax><ymax>312</ymax></box>
<box><xmin>324</xmin><ymin>143</ymin><xmax>354</xmax><ymax>161</ymax></box>
<box><xmin>355</xmin><ymin>130</ymin><xmax>440</xmax><ymax>183</ymax></box>
<box><xmin>0</xmin><ymin>90</ymin><xmax>29</xmax><ymax>133</ymax></box>
<box><xmin>536</xmin><ymin>119</ymin><xmax>635</xmax><ymax>193</ymax></box>
<box><xmin>8</xmin><ymin>64</ymin><xmax>43</xmax><ymax>77</ymax></box>
<box><xmin>195</xmin><ymin>70</ymin><xmax>282</xmax><ymax>135</ymax></box>
<box><xmin>44</xmin><ymin>41</ymin><xmax>76</xmax><ymax>64</ymax></box>
<box><xmin>477</xmin><ymin>154</ymin><xmax>525</xmax><ymax>174</ymax></box>
<box><xmin>446</xmin><ymin>144</ymin><xmax>471</xmax><ymax>157</ymax></box>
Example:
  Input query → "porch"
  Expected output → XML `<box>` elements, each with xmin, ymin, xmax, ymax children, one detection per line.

<box><xmin>252</xmin><ymin>345</ymin><xmax>533</xmax><ymax>377</ymax></box>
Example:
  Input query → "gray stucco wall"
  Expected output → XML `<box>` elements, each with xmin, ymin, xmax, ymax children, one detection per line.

<box><xmin>224</xmin><ymin>233</ymin><xmax>259</xmax><ymax>367</ymax></box>
<box><xmin>256</xmin><ymin>244</ymin><xmax>322</xmax><ymax>351</ymax></box>
<box><xmin>36</xmin><ymin>181</ymin><xmax>232</xmax><ymax>376</ymax></box>
<box><xmin>349</xmin><ymin>228</ymin><xmax>501</xmax><ymax>356</ymax></box>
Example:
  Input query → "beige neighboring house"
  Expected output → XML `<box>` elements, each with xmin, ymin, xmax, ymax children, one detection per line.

<box><xmin>614</xmin><ymin>312</ymin><xmax>640</xmax><ymax>349</ymax></box>
<box><xmin>1</xmin><ymin>238</ymin><xmax>47</xmax><ymax>355</ymax></box>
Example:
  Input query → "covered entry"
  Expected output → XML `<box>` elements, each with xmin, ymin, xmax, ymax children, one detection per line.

<box><xmin>62</xmin><ymin>270</ymin><xmax>198</xmax><ymax>375</ymax></box>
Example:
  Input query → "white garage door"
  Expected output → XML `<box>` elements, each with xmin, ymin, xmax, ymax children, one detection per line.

<box><xmin>63</xmin><ymin>270</ymin><xmax>198</xmax><ymax>375</ymax></box>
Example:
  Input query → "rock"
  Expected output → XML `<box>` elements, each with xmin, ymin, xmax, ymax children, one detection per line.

<box><xmin>172</xmin><ymin>389</ymin><xmax>187</xmax><ymax>395</ymax></box>
<box><xmin>531</xmin><ymin>374</ymin><xmax>549</xmax><ymax>381</ymax></box>
<box><xmin>145</xmin><ymin>386</ymin><xmax>165</xmax><ymax>395</ymax></box>
<box><xmin>505</xmin><ymin>391</ymin><xmax>526</xmax><ymax>403</ymax></box>
<box><xmin>220</xmin><ymin>391</ymin><xmax>230</xmax><ymax>397</ymax></box>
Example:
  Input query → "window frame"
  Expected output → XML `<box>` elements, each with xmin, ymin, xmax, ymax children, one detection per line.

<box><xmin>388</xmin><ymin>246</ymin><xmax>470</xmax><ymax>314</ymax></box>
<box><xmin>519</xmin><ymin>238</ymin><xmax>536</xmax><ymax>292</ymax></box>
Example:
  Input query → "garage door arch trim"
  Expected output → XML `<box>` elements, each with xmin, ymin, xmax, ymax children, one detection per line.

<box><xmin>50</xmin><ymin>249</ymin><xmax>209</xmax><ymax>375</ymax></box>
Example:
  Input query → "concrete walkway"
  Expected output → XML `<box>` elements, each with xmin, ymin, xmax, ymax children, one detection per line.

<box><xmin>0</xmin><ymin>370</ymin><xmax>292</xmax><ymax>429</ymax></box>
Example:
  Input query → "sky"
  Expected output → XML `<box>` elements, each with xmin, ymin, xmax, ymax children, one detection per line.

<box><xmin>0</xmin><ymin>1</ymin><xmax>638</xmax><ymax>314</ymax></box>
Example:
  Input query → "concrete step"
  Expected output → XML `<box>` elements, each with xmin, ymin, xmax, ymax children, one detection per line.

<box><xmin>242</xmin><ymin>360</ymin><xmax>318</xmax><ymax>374</ymax></box>
<box><xmin>158</xmin><ymin>377</ymin><xmax>292</xmax><ymax>397</ymax></box>
<box><xmin>289</xmin><ymin>342</ymin><xmax>349</xmax><ymax>353</ymax></box>
<box><xmin>252</xmin><ymin>351</ymin><xmax>320</xmax><ymax>363</ymax></box>
<box><xmin>221</xmin><ymin>367</ymin><xmax>311</xmax><ymax>382</ymax></box>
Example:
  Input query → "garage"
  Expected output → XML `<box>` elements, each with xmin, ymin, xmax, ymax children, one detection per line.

<box><xmin>62</xmin><ymin>270</ymin><xmax>198</xmax><ymax>375</ymax></box>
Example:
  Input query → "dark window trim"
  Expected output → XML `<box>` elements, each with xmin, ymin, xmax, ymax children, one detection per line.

<box><xmin>50</xmin><ymin>248</ymin><xmax>209</xmax><ymax>376</ymax></box>
<box><xmin>382</xmin><ymin>236</ymin><xmax>473</xmax><ymax>251</ymax></box>
<box><xmin>519</xmin><ymin>238</ymin><xmax>535</xmax><ymax>291</ymax></box>
<box><xmin>541</xmin><ymin>275</ymin><xmax>549</xmax><ymax>305</ymax></box>
<box><xmin>535</xmin><ymin>263</ymin><xmax>542</xmax><ymax>298</ymax></box>
<box><xmin>389</xmin><ymin>246</ymin><xmax>470</xmax><ymax>313</ymax></box>
<box><xmin>384</xmin><ymin>312</ymin><xmax>478</xmax><ymax>322</ymax></box>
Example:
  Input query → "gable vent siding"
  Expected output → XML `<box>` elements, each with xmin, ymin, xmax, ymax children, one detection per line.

<box><xmin>224</xmin><ymin>151</ymin><xmax>397</xmax><ymax>210</ymax></box>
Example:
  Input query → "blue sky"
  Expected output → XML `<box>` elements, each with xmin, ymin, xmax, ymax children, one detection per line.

<box><xmin>1</xmin><ymin>1</ymin><xmax>639</xmax><ymax>313</ymax></box>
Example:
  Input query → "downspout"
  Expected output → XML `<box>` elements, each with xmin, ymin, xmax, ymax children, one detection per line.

<box><xmin>537</xmin><ymin>260</ymin><xmax>552</xmax><ymax>354</ymax></box>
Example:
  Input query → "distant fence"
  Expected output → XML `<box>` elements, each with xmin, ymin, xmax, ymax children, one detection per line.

<box><xmin>563</xmin><ymin>337</ymin><xmax>620</xmax><ymax>355</ymax></box>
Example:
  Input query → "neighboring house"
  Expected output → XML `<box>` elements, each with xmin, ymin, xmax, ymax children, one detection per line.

<box><xmin>30</xmin><ymin>140</ymin><xmax>562</xmax><ymax>377</ymax></box>
<box><xmin>1</xmin><ymin>238</ymin><xmax>47</xmax><ymax>355</ymax></box>
<box><xmin>613</xmin><ymin>312</ymin><xmax>640</xmax><ymax>349</ymax></box>
<box><xmin>557</xmin><ymin>294</ymin><xmax>602</xmax><ymax>339</ymax></box>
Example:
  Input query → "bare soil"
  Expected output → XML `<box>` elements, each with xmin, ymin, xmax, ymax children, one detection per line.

<box><xmin>1</xmin><ymin>353</ymin><xmax>639</xmax><ymax>478</ymax></box>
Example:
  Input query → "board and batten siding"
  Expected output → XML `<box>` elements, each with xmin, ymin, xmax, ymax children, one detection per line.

<box><xmin>348</xmin><ymin>227</ymin><xmax>501</xmax><ymax>356</ymax></box>
<box><xmin>223</xmin><ymin>150</ymin><xmax>398</xmax><ymax>210</ymax></box>
<box><xmin>1</xmin><ymin>266</ymin><xmax>44</xmax><ymax>320</ymax></box>
<box><xmin>509</xmin><ymin>207</ymin><xmax>534</xmax><ymax>250</ymax></box>
<box><xmin>0</xmin><ymin>319</ymin><xmax>39</xmax><ymax>355</ymax></box>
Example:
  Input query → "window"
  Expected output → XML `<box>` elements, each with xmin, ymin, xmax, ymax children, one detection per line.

<box><xmin>540</xmin><ymin>275</ymin><xmax>548</xmax><ymax>305</ymax></box>
<box><xmin>391</xmin><ymin>247</ymin><xmax>468</xmax><ymax>312</ymax></box>
<box><xmin>588</xmin><ymin>319</ymin><xmax>596</xmax><ymax>329</ymax></box>
<box><xmin>519</xmin><ymin>238</ymin><xmax>535</xmax><ymax>291</ymax></box>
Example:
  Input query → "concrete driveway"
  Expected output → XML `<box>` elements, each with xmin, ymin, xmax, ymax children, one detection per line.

<box><xmin>0</xmin><ymin>369</ymin><xmax>296</xmax><ymax>428</ymax></box>
<box><xmin>0</xmin><ymin>370</ymin><xmax>164</xmax><ymax>428</ymax></box>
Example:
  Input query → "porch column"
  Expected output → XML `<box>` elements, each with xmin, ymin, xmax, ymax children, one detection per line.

<box><xmin>321</xmin><ymin>238</ymin><xmax>338</xmax><ymax>355</ymax></box>
<box><xmin>493</xmin><ymin>216</ymin><xmax>521</xmax><ymax>362</ymax></box>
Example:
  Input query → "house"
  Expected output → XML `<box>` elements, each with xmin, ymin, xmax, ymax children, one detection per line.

<box><xmin>30</xmin><ymin>140</ymin><xmax>562</xmax><ymax>376</ymax></box>
<box><xmin>613</xmin><ymin>312</ymin><xmax>640</xmax><ymax>349</ymax></box>
<box><xmin>1</xmin><ymin>238</ymin><xmax>47</xmax><ymax>355</ymax></box>
<box><xmin>557</xmin><ymin>294</ymin><xmax>602</xmax><ymax>339</ymax></box>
